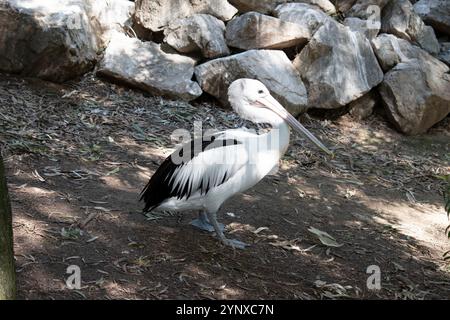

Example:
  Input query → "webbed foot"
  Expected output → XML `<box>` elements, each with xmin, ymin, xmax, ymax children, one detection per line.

<box><xmin>222</xmin><ymin>238</ymin><xmax>250</xmax><ymax>250</ymax></box>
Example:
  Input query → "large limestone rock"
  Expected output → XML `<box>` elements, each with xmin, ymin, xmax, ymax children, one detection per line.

<box><xmin>293</xmin><ymin>21</ymin><xmax>383</xmax><ymax>109</ymax></box>
<box><xmin>273</xmin><ymin>3</ymin><xmax>333</xmax><ymax>35</ymax></box>
<box><xmin>414</xmin><ymin>0</ymin><xmax>450</xmax><ymax>36</ymax></box>
<box><xmin>344</xmin><ymin>17</ymin><xmax>380</xmax><ymax>40</ymax></box>
<box><xmin>225</xmin><ymin>12</ymin><xmax>310</xmax><ymax>50</ymax></box>
<box><xmin>290</xmin><ymin>0</ymin><xmax>336</xmax><ymax>14</ymax></box>
<box><xmin>228</xmin><ymin>0</ymin><xmax>336</xmax><ymax>14</ymax></box>
<box><xmin>371</xmin><ymin>33</ymin><xmax>425</xmax><ymax>71</ymax></box>
<box><xmin>293</xmin><ymin>0</ymin><xmax>336</xmax><ymax>14</ymax></box>
<box><xmin>335</xmin><ymin>0</ymin><xmax>357</xmax><ymax>13</ymax></box>
<box><xmin>97</xmin><ymin>32</ymin><xmax>202</xmax><ymax>101</ymax></box>
<box><xmin>348</xmin><ymin>0</ymin><xmax>391</xmax><ymax>19</ymax></box>
<box><xmin>86</xmin><ymin>0</ymin><xmax>135</xmax><ymax>47</ymax></box>
<box><xmin>134</xmin><ymin>0</ymin><xmax>238</xmax><ymax>32</ymax></box>
<box><xmin>195</xmin><ymin>50</ymin><xmax>308</xmax><ymax>115</ymax></box>
<box><xmin>381</xmin><ymin>0</ymin><xmax>439</xmax><ymax>55</ymax></box>
<box><xmin>380</xmin><ymin>60</ymin><xmax>450</xmax><ymax>135</ymax></box>
<box><xmin>372</xmin><ymin>34</ymin><xmax>450</xmax><ymax>134</ymax></box>
<box><xmin>227</xmin><ymin>0</ymin><xmax>282</xmax><ymax>14</ymax></box>
<box><xmin>343</xmin><ymin>1</ymin><xmax>383</xmax><ymax>39</ymax></box>
<box><xmin>348</xmin><ymin>90</ymin><xmax>379</xmax><ymax>120</ymax></box>
<box><xmin>164</xmin><ymin>14</ymin><xmax>229</xmax><ymax>58</ymax></box>
<box><xmin>439</xmin><ymin>42</ymin><xmax>450</xmax><ymax>66</ymax></box>
<box><xmin>0</xmin><ymin>0</ymin><xmax>101</xmax><ymax>82</ymax></box>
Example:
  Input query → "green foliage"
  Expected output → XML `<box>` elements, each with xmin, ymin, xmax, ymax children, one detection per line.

<box><xmin>439</xmin><ymin>175</ymin><xmax>450</xmax><ymax>261</ymax></box>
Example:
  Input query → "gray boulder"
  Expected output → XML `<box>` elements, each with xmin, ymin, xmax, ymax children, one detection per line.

<box><xmin>372</xmin><ymin>34</ymin><xmax>450</xmax><ymax>134</ymax></box>
<box><xmin>0</xmin><ymin>0</ymin><xmax>101</xmax><ymax>82</ymax></box>
<box><xmin>414</xmin><ymin>0</ymin><xmax>450</xmax><ymax>36</ymax></box>
<box><xmin>225</xmin><ymin>12</ymin><xmax>310</xmax><ymax>50</ymax></box>
<box><xmin>371</xmin><ymin>33</ymin><xmax>427</xmax><ymax>71</ymax></box>
<box><xmin>227</xmin><ymin>0</ymin><xmax>283</xmax><ymax>14</ymax></box>
<box><xmin>164</xmin><ymin>14</ymin><xmax>229</xmax><ymax>58</ymax></box>
<box><xmin>335</xmin><ymin>0</ymin><xmax>358</xmax><ymax>13</ymax></box>
<box><xmin>439</xmin><ymin>42</ymin><xmax>450</xmax><ymax>66</ymax></box>
<box><xmin>293</xmin><ymin>21</ymin><xmax>383</xmax><ymax>109</ymax></box>
<box><xmin>97</xmin><ymin>32</ymin><xmax>202</xmax><ymax>101</ymax></box>
<box><xmin>344</xmin><ymin>17</ymin><xmax>380</xmax><ymax>40</ymax></box>
<box><xmin>293</xmin><ymin>0</ymin><xmax>337</xmax><ymax>14</ymax></box>
<box><xmin>380</xmin><ymin>59</ymin><xmax>450</xmax><ymax>134</ymax></box>
<box><xmin>86</xmin><ymin>0</ymin><xmax>135</xmax><ymax>47</ymax></box>
<box><xmin>348</xmin><ymin>90</ymin><xmax>378</xmax><ymax>120</ymax></box>
<box><xmin>134</xmin><ymin>0</ymin><xmax>238</xmax><ymax>32</ymax></box>
<box><xmin>273</xmin><ymin>3</ymin><xmax>333</xmax><ymax>35</ymax></box>
<box><xmin>228</xmin><ymin>0</ymin><xmax>336</xmax><ymax>14</ymax></box>
<box><xmin>195</xmin><ymin>50</ymin><xmax>308</xmax><ymax>115</ymax></box>
<box><xmin>381</xmin><ymin>0</ymin><xmax>439</xmax><ymax>55</ymax></box>
<box><xmin>348</xmin><ymin>0</ymin><xmax>391</xmax><ymax>19</ymax></box>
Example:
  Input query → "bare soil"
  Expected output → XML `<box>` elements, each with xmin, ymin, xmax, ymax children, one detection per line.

<box><xmin>1</xmin><ymin>73</ymin><xmax>449</xmax><ymax>300</ymax></box>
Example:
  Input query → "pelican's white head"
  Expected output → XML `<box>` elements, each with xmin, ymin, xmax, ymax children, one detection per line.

<box><xmin>228</xmin><ymin>79</ymin><xmax>277</xmax><ymax>124</ymax></box>
<box><xmin>228</xmin><ymin>78</ymin><xmax>333</xmax><ymax>156</ymax></box>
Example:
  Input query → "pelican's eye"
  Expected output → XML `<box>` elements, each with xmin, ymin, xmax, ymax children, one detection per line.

<box><xmin>258</xmin><ymin>90</ymin><xmax>264</xmax><ymax>94</ymax></box>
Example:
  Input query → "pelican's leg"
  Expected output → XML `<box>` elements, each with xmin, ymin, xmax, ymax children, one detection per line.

<box><xmin>206</xmin><ymin>211</ymin><xmax>249</xmax><ymax>250</ymax></box>
<box><xmin>190</xmin><ymin>211</ymin><xmax>224</xmax><ymax>233</ymax></box>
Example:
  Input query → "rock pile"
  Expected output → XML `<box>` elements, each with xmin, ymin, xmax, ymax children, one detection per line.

<box><xmin>0</xmin><ymin>0</ymin><xmax>449</xmax><ymax>134</ymax></box>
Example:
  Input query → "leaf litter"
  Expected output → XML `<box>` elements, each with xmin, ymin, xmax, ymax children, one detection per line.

<box><xmin>1</xmin><ymin>73</ymin><xmax>449</xmax><ymax>299</ymax></box>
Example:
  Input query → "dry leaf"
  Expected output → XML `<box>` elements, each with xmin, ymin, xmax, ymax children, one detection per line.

<box><xmin>308</xmin><ymin>227</ymin><xmax>343</xmax><ymax>247</ymax></box>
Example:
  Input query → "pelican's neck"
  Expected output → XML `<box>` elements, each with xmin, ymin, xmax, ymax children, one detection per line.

<box><xmin>233</xmin><ymin>100</ymin><xmax>291</xmax><ymax>155</ymax></box>
<box><xmin>259</xmin><ymin>118</ymin><xmax>290</xmax><ymax>156</ymax></box>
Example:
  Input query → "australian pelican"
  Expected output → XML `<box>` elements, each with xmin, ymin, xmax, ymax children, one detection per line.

<box><xmin>141</xmin><ymin>79</ymin><xmax>333</xmax><ymax>249</ymax></box>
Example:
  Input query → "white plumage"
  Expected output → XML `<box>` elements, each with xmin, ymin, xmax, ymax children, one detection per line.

<box><xmin>141</xmin><ymin>79</ymin><xmax>333</xmax><ymax>249</ymax></box>
<box><xmin>160</xmin><ymin>141</ymin><xmax>249</xmax><ymax>212</ymax></box>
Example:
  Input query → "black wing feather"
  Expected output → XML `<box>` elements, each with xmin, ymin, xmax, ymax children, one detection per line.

<box><xmin>140</xmin><ymin>137</ymin><xmax>240</xmax><ymax>212</ymax></box>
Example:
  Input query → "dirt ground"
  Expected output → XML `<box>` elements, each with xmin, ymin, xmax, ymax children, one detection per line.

<box><xmin>1</xmin><ymin>73</ymin><xmax>449</xmax><ymax>300</ymax></box>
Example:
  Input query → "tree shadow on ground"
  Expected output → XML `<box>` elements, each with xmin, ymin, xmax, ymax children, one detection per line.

<box><xmin>1</xmin><ymin>73</ymin><xmax>450</xmax><ymax>299</ymax></box>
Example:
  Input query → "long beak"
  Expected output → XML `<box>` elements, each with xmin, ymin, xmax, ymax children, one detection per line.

<box><xmin>256</xmin><ymin>95</ymin><xmax>334</xmax><ymax>157</ymax></box>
